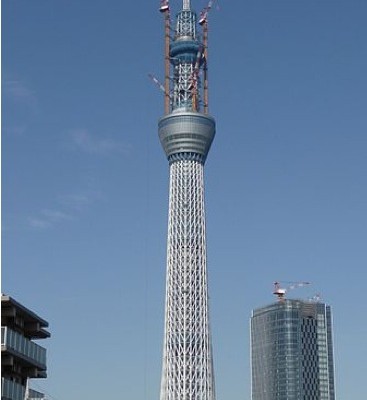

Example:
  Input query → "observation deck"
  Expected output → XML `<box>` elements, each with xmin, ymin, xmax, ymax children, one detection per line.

<box><xmin>158</xmin><ymin>111</ymin><xmax>215</xmax><ymax>164</ymax></box>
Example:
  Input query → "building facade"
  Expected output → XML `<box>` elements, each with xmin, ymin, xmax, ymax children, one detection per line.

<box><xmin>251</xmin><ymin>299</ymin><xmax>335</xmax><ymax>400</ymax></box>
<box><xmin>1</xmin><ymin>295</ymin><xmax>50</xmax><ymax>400</ymax></box>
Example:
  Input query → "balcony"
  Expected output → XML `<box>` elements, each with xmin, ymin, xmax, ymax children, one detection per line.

<box><xmin>1</xmin><ymin>378</ymin><xmax>46</xmax><ymax>400</ymax></box>
<box><xmin>1</xmin><ymin>327</ymin><xmax>47</xmax><ymax>370</ymax></box>
<box><xmin>28</xmin><ymin>388</ymin><xmax>46</xmax><ymax>399</ymax></box>
<box><xmin>1</xmin><ymin>377</ymin><xmax>26</xmax><ymax>400</ymax></box>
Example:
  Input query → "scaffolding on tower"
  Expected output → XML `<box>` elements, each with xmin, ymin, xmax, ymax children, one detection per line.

<box><xmin>154</xmin><ymin>0</ymin><xmax>217</xmax><ymax>115</ymax></box>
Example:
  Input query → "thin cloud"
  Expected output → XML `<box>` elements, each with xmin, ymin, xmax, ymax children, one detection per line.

<box><xmin>58</xmin><ymin>191</ymin><xmax>105</xmax><ymax>211</ymax></box>
<box><xmin>28</xmin><ymin>209</ymin><xmax>73</xmax><ymax>230</ymax></box>
<box><xmin>41</xmin><ymin>209</ymin><xmax>73</xmax><ymax>222</ymax></box>
<box><xmin>58</xmin><ymin>194</ymin><xmax>91</xmax><ymax>210</ymax></box>
<box><xmin>70</xmin><ymin>129</ymin><xmax>132</xmax><ymax>156</ymax></box>
<box><xmin>27</xmin><ymin>190</ymin><xmax>102</xmax><ymax>231</ymax></box>
<box><xmin>27</xmin><ymin>217</ymin><xmax>51</xmax><ymax>230</ymax></box>
<box><xmin>3</xmin><ymin>78</ymin><xmax>39</xmax><ymax>136</ymax></box>
<box><xmin>3</xmin><ymin>79</ymin><xmax>38</xmax><ymax>110</ymax></box>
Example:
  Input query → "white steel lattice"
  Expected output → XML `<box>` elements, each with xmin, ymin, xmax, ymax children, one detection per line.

<box><xmin>173</xmin><ymin>63</ymin><xmax>196</xmax><ymax>110</ymax></box>
<box><xmin>160</xmin><ymin>159</ymin><xmax>215</xmax><ymax>400</ymax></box>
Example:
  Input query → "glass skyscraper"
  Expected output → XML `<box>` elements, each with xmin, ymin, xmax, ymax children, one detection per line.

<box><xmin>250</xmin><ymin>299</ymin><xmax>335</xmax><ymax>400</ymax></box>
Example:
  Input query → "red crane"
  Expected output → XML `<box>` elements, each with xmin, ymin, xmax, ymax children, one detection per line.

<box><xmin>198</xmin><ymin>0</ymin><xmax>217</xmax><ymax>114</ymax></box>
<box><xmin>198</xmin><ymin>0</ymin><xmax>216</xmax><ymax>25</ymax></box>
<box><xmin>159</xmin><ymin>0</ymin><xmax>169</xmax><ymax>13</ymax></box>
<box><xmin>159</xmin><ymin>0</ymin><xmax>171</xmax><ymax>114</ymax></box>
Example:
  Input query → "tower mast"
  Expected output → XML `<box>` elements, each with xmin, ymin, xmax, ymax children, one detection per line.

<box><xmin>157</xmin><ymin>1</ymin><xmax>217</xmax><ymax>400</ymax></box>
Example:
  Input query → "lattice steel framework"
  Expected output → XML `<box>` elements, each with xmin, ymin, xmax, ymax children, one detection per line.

<box><xmin>157</xmin><ymin>2</ymin><xmax>217</xmax><ymax>400</ymax></box>
<box><xmin>160</xmin><ymin>159</ymin><xmax>215</xmax><ymax>400</ymax></box>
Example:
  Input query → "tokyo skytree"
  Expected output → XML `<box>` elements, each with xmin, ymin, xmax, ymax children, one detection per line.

<box><xmin>156</xmin><ymin>1</ymin><xmax>217</xmax><ymax>400</ymax></box>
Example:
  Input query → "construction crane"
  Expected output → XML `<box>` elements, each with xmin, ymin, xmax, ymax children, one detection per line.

<box><xmin>190</xmin><ymin>0</ymin><xmax>217</xmax><ymax>112</ymax></box>
<box><xmin>148</xmin><ymin>73</ymin><xmax>173</xmax><ymax>102</ymax></box>
<box><xmin>191</xmin><ymin>44</ymin><xmax>204</xmax><ymax>111</ymax></box>
<box><xmin>159</xmin><ymin>0</ymin><xmax>171</xmax><ymax>114</ymax></box>
<box><xmin>197</xmin><ymin>0</ymin><xmax>217</xmax><ymax>113</ymax></box>
<box><xmin>198</xmin><ymin>0</ymin><xmax>216</xmax><ymax>25</ymax></box>
<box><xmin>155</xmin><ymin>0</ymin><xmax>217</xmax><ymax>114</ymax></box>
<box><xmin>308</xmin><ymin>293</ymin><xmax>322</xmax><ymax>302</ymax></box>
<box><xmin>159</xmin><ymin>0</ymin><xmax>169</xmax><ymax>12</ymax></box>
<box><xmin>273</xmin><ymin>281</ymin><xmax>310</xmax><ymax>302</ymax></box>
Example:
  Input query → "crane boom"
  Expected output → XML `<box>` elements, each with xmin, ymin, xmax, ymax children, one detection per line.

<box><xmin>198</xmin><ymin>0</ymin><xmax>216</xmax><ymax>25</ymax></box>
<box><xmin>273</xmin><ymin>281</ymin><xmax>310</xmax><ymax>301</ymax></box>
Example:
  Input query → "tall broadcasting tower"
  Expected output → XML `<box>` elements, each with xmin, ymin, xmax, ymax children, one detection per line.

<box><xmin>156</xmin><ymin>1</ymin><xmax>216</xmax><ymax>400</ymax></box>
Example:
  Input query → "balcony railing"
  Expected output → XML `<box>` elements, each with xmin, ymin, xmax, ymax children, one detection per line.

<box><xmin>1</xmin><ymin>377</ymin><xmax>26</xmax><ymax>400</ymax></box>
<box><xmin>1</xmin><ymin>327</ymin><xmax>47</xmax><ymax>368</ymax></box>
<box><xmin>28</xmin><ymin>388</ymin><xmax>46</xmax><ymax>399</ymax></box>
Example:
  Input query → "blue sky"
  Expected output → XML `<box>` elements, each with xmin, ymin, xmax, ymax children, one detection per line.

<box><xmin>2</xmin><ymin>0</ymin><xmax>367</xmax><ymax>399</ymax></box>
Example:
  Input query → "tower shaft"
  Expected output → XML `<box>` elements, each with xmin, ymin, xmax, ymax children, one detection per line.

<box><xmin>160</xmin><ymin>159</ymin><xmax>215</xmax><ymax>400</ymax></box>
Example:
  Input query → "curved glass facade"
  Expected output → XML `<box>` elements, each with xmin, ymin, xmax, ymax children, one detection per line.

<box><xmin>250</xmin><ymin>300</ymin><xmax>335</xmax><ymax>400</ymax></box>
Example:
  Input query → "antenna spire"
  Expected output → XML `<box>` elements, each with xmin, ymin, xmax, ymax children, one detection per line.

<box><xmin>183</xmin><ymin>0</ymin><xmax>191</xmax><ymax>10</ymax></box>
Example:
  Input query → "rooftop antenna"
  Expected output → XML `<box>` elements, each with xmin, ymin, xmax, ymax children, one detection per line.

<box><xmin>183</xmin><ymin>0</ymin><xmax>191</xmax><ymax>11</ymax></box>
